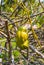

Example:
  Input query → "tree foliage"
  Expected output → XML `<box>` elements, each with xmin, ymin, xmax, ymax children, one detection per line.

<box><xmin>0</xmin><ymin>0</ymin><xmax>44</xmax><ymax>65</ymax></box>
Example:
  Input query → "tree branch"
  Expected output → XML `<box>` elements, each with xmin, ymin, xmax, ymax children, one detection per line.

<box><xmin>30</xmin><ymin>45</ymin><xmax>44</xmax><ymax>59</ymax></box>
<box><xmin>0</xmin><ymin>31</ymin><xmax>7</xmax><ymax>38</ymax></box>
<box><xmin>5</xmin><ymin>20</ymin><xmax>12</xmax><ymax>65</ymax></box>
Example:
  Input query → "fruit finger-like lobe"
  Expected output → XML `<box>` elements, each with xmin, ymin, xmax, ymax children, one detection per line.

<box><xmin>20</xmin><ymin>40</ymin><xmax>29</xmax><ymax>49</ymax></box>
<box><xmin>21</xmin><ymin>31</ymin><xmax>28</xmax><ymax>41</ymax></box>
<box><xmin>23</xmin><ymin>40</ymin><xmax>29</xmax><ymax>48</ymax></box>
<box><xmin>16</xmin><ymin>26</ymin><xmax>29</xmax><ymax>49</ymax></box>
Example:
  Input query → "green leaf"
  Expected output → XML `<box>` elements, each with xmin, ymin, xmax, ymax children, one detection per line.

<box><xmin>13</xmin><ymin>50</ymin><xmax>20</xmax><ymax>58</ymax></box>
<box><xmin>37</xmin><ymin>23</ymin><xmax>41</xmax><ymax>28</ymax></box>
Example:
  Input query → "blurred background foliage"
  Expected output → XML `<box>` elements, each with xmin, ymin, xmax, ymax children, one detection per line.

<box><xmin>1</xmin><ymin>0</ymin><xmax>44</xmax><ymax>27</ymax></box>
<box><xmin>0</xmin><ymin>0</ymin><xmax>44</xmax><ymax>65</ymax></box>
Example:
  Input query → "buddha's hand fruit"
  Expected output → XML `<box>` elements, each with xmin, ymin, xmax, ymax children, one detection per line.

<box><xmin>21</xmin><ymin>31</ymin><xmax>28</xmax><ymax>41</ymax></box>
<box><xmin>16</xmin><ymin>26</ymin><xmax>29</xmax><ymax>49</ymax></box>
<box><xmin>21</xmin><ymin>40</ymin><xmax>29</xmax><ymax>49</ymax></box>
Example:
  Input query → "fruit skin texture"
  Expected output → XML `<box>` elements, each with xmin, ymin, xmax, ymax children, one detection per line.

<box><xmin>21</xmin><ymin>31</ymin><xmax>28</xmax><ymax>41</ymax></box>
<box><xmin>21</xmin><ymin>40</ymin><xmax>29</xmax><ymax>49</ymax></box>
<box><xmin>16</xmin><ymin>26</ymin><xmax>29</xmax><ymax>49</ymax></box>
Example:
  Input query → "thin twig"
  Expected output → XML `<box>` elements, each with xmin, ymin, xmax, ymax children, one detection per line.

<box><xmin>0</xmin><ymin>12</ymin><xmax>44</xmax><ymax>23</ymax></box>
<box><xmin>30</xmin><ymin>45</ymin><xmax>44</xmax><ymax>59</ymax></box>
<box><xmin>0</xmin><ymin>31</ymin><xmax>7</xmax><ymax>38</ymax></box>
<box><xmin>0</xmin><ymin>46</ymin><xmax>9</xmax><ymax>52</ymax></box>
<box><xmin>5</xmin><ymin>20</ymin><xmax>12</xmax><ymax>65</ymax></box>
<box><xmin>39</xmin><ymin>0</ymin><xmax>44</xmax><ymax>10</ymax></box>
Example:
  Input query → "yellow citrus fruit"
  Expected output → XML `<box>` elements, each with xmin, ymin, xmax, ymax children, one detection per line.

<box><xmin>16</xmin><ymin>26</ymin><xmax>29</xmax><ymax>49</ymax></box>
<box><xmin>23</xmin><ymin>40</ymin><xmax>29</xmax><ymax>48</ymax></box>
<box><xmin>21</xmin><ymin>31</ymin><xmax>28</xmax><ymax>41</ymax></box>
<box><xmin>20</xmin><ymin>40</ymin><xmax>29</xmax><ymax>49</ymax></box>
<box><xmin>18</xmin><ymin>26</ymin><xmax>27</xmax><ymax>32</ymax></box>
<box><xmin>16</xmin><ymin>31</ymin><xmax>21</xmax><ymax>38</ymax></box>
<box><xmin>22</xmin><ymin>26</ymin><xmax>27</xmax><ymax>32</ymax></box>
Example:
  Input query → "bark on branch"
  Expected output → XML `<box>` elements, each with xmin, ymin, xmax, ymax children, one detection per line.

<box><xmin>5</xmin><ymin>20</ymin><xmax>12</xmax><ymax>65</ymax></box>
<box><xmin>30</xmin><ymin>45</ymin><xmax>44</xmax><ymax>59</ymax></box>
